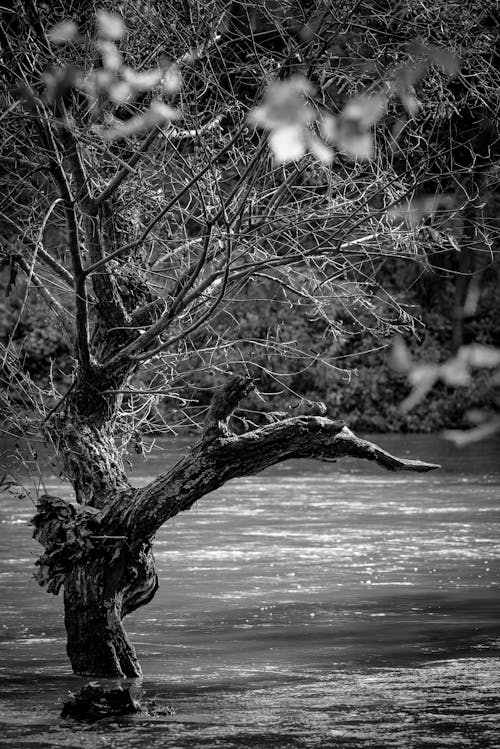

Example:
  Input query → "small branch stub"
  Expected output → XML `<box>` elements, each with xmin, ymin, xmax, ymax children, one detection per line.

<box><xmin>203</xmin><ymin>376</ymin><xmax>255</xmax><ymax>438</ymax></box>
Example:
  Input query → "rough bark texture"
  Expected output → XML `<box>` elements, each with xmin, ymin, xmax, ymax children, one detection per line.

<box><xmin>33</xmin><ymin>376</ymin><xmax>439</xmax><ymax>678</ymax></box>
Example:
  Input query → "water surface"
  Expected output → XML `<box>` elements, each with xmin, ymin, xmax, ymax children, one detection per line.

<box><xmin>1</xmin><ymin>435</ymin><xmax>499</xmax><ymax>747</ymax></box>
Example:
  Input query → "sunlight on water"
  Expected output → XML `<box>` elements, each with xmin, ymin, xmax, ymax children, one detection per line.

<box><xmin>0</xmin><ymin>435</ymin><xmax>499</xmax><ymax>747</ymax></box>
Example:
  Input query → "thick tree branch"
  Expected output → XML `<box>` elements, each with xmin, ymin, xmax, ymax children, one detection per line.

<box><xmin>105</xmin><ymin>380</ymin><xmax>439</xmax><ymax>542</ymax></box>
<box><xmin>39</xmin><ymin>111</ymin><xmax>91</xmax><ymax>371</ymax></box>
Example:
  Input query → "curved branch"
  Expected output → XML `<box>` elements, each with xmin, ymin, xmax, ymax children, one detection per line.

<box><xmin>106</xmin><ymin>379</ymin><xmax>440</xmax><ymax>542</ymax></box>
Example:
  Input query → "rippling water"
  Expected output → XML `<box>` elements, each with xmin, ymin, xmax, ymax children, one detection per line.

<box><xmin>1</xmin><ymin>435</ymin><xmax>499</xmax><ymax>747</ymax></box>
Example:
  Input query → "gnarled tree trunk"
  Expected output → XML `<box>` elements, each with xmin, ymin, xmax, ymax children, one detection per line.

<box><xmin>32</xmin><ymin>376</ymin><xmax>439</xmax><ymax>678</ymax></box>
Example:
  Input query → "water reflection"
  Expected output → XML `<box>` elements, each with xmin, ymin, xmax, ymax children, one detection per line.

<box><xmin>0</xmin><ymin>435</ymin><xmax>499</xmax><ymax>747</ymax></box>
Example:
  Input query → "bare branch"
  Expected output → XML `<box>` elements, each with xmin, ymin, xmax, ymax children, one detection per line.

<box><xmin>14</xmin><ymin>254</ymin><xmax>74</xmax><ymax>338</ymax></box>
<box><xmin>93</xmin><ymin>127</ymin><xmax>161</xmax><ymax>207</ymax></box>
<box><xmin>83</xmin><ymin>122</ymin><xmax>248</xmax><ymax>277</ymax></box>
<box><xmin>108</xmin><ymin>387</ymin><xmax>440</xmax><ymax>541</ymax></box>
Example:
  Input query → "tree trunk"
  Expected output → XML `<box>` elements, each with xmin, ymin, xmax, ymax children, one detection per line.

<box><xmin>63</xmin><ymin>540</ymin><xmax>158</xmax><ymax>677</ymax></box>
<box><xmin>33</xmin><ymin>377</ymin><xmax>439</xmax><ymax>678</ymax></box>
<box><xmin>64</xmin><ymin>561</ymin><xmax>141</xmax><ymax>678</ymax></box>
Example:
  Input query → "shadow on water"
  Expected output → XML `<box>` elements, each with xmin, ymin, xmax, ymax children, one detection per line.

<box><xmin>1</xmin><ymin>435</ymin><xmax>499</xmax><ymax>747</ymax></box>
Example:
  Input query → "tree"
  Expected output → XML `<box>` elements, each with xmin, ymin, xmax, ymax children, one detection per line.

<box><xmin>3</xmin><ymin>0</ymin><xmax>498</xmax><ymax>677</ymax></box>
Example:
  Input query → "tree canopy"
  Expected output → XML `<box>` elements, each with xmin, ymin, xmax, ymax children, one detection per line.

<box><xmin>1</xmin><ymin>0</ymin><xmax>498</xmax><ymax>448</ymax></box>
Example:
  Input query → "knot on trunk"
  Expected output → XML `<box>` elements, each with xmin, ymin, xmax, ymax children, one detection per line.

<box><xmin>31</xmin><ymin>494</ymin><xmax>122</xmax><ymax>594</ymax></box>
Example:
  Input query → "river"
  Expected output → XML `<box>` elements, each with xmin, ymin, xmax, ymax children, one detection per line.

<box><xmin>0</xmin><ymin>435</ymin><xmax>499</xmax><ymax>748</ymax></box>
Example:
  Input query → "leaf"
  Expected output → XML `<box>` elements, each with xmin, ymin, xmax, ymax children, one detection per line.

<box><xmin>308</xmin><ymin>135</ymin><xmax>333</xmax><ymax>164</ymax></box>
<box><xmin>337</xmin><ymin>128</ymin><xmax>373</xmax><ymax>161</ymax></box>
<box><xmin>96</xmin><ymin>9</ymin><xmax>125</xmax><ymax>40</ymax></box>
<box><xmin>108</xmin><ymin>81</ymin><xmax>132</xmax><ymax>103</ymax></box>
<box><xmin>161</xmin><ymin>65</ymin><xmax>181</xmax><ymax>94</ymax></box>
<box><xmin>44</xmin><ymin>65</ymin><xmax>79</xmax><ymax>103</ymax></box>
<box><xmin>96</xmin><ymin>40</ymin><xmax>122</xmax><ymax>73</ymax></box>
<box><xmin>342</xmin><ymin>94</ymin><xmax>387</xmax><ymax>128</ymax></box>
<box><xmin>442</xmin><ymin>418</ymin><xmax>500</xmax><ymax>447</ymax></box>
<box><xmin>400</xmin><ymin>90</ymin><xmax>420</xmax><ymax>115</ymax></box>
<box><xmin>98</xmin><ymin>100</ymin><xmax>178</xmax><ymax>140</ymax></box>
<box><xmin>427</xmin><ymin>46</ymin><xmax>459</xmax><ymax>76</ymax></box>
<box><xmin>48</xmin><ymin>21</ymin><xmax>78</xmax><ymax>44</ymax></box>
<box><xmin>320</xmin><ymin>114</ymin><xmax>337</xmax><ymax>143</ymax></box>
<box><xmin>446</xmin><ymin>233</ymin><xmax>460</xmax><ymax>251</ymax></box>
<box><xmin>123</xmin><ymin>67</ymin><xmax>163</xmax><ymax>91</ymax></box>
<box><xmin>149</xmin><ymin>101</ymin><xmax>179</xmax><ymax>121</ymax></box>
<box><xmin>248</xmin><ymin>77</ymin><xmax>315</xmax><ymax>130</ymax></box>
<box><xmin>401</xmin><ymin>364</ymin><xmax>439</xmax><ymax>412</ymax></box>
<box><xmin>439</xmin><ymin>356</ymin><xmax>471</xmax><ymax>387</ymax></box>
<box><xmin>268</xmin><ymin>125</ymin><xmax>305</xmax><ymax>163</ymax></box>
<box><xmin>390</xmin><ymin>336</ymin><xmax>412</xmax><ymax>373</ymax></box>
<box><xmin>395</xmin><ymin>62</ymin><xmax>427</xmax><ymax>90</ymax></box>
<box><xmin>426</xmin><ymin>227</ymin><xmax>445</xmax><ymax>246</ymax></box>
<box><xmin>462</xmin><ymin>345</ymin><xmax>500</xmax><ymax>369</ymax></box>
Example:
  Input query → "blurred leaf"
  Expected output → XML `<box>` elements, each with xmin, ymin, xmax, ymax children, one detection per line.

<box><xmin>108</xmin><ymin>81</ymin><xmax>132</xmax><ymax>104</ymax></box>
<box><xmin>394</xmin><ymin>63</ymin><xmax>426</xmax><ymax>113</ymax></box>
<box><xmin>401</xmin><ymin>364</ymin><xmax>439</xmax><ymax>412</ymax></box>
<box><xmin>48</xmin><ymin>21</ymin><xmax>78</xmax><ymax>44</ymax></box>
<box><xmin>44</xmin><ymin>65</ymin><xmax>79</xmax><ymax>103</ymax></box>
<box><xmin>342</xmin><ymin>94</ymin><xmax>387</xmax><ymax>128</ymax></box>
<box><xmin>96</xmin><ymin>9</ymin><xmax>125</xmax><ymax>40</ymax></box>
<box><xmin>248</xmin><ymin>77</ymin><xmax>315</xmax><ymax>130</ymax></box>
<box><xmin>99</xmin><ymin>100</ymin><xmax>178</xmax><ymax>140</ymax></box>
<box><xmin>268</xmin><ymin>125</ymin><xmax>305</xmax><ymax>163</ymax></box>
<box><xmin>442</xmin><ymin>419</ymin><xmax>500</xmax><ymax>446</ymax></box>
<box><xmin>108</xmin><ymin>81</ymin><xmax>133</xmax><ymax>104</ymax></box>
<box><xmin>337</xmin><ymin>127</ymin><xmax>373</xmax><ymax>160</ymax></box>
<box><xmin>395</xmin><ymin>61</ymin><xmax>427</xmax><ymax>89</ymax></box>
<box><xmin>464</xmin><ymin>409</ymin><xmax>490</xmax><ymax>425</ymax></box>
<box><xmin>96</xmin><ymin>40</ymin><xmax>122</xmax><ymax>72</ymax></box>
<box><xmin>123</xmin><ymin>67</ymin><xmax>163</xmax><ymax>91</ymax></box>
<box><xmin>161</xmin><ymin>65</ymin><xmax>181</xmax><ymax>94</ymax></box>
<box><xmin>332</xmin><ymin>94</ymin><xmax>387</xmax><ymax>161</ymax></box>
<box><xmin>427</xmin><ymin>46</ymin><xmax>459</xmax><ymax>76</ymax></box>
<box><xmin>320</xmin><ymin>114</ymin><xmax>337</xmax><ymax>143</ymax></box>
<box><xmin>390</xmin><ymin>336</ymin><xmax>412</xmax><ymax>373</ymax></box>
<box><xmin>462</xmin><ymin>344</ymin><xmax>500</xmax><ymax>369</ymax></box>
<box><xmin>308</xmin><ymin>136</ymin><xmax>333</xmax><ymax>164</ymax></box>
<box><xmin>440</xmin><ymin>356</ymin><xmax>471</xmax><ymax>386</ymax></box>
<box><xmin>400</xmin><ymin>89</ymin><xmax>420</xmax><ymax>114</ymax></box>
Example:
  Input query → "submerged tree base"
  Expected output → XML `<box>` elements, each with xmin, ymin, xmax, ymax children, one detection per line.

<box><xmin>32</xmin><ymin>378</ymin><xmax>440</xmax><ymax>679</ymax></box>
<box><xmin>61</xmin><ymin>683</ymin><xmax>144</xmax><ymax>722</ymax></box>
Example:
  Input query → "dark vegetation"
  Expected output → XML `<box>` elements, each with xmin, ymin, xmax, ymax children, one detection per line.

<box><xmin>3</xmin><ymin>263</ymin><xmax>499</xmax><ymax>434</ymax></box>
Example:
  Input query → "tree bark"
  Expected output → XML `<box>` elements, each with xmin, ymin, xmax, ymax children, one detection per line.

<box><xmin>63</xmin><ymin>540</ymin><xmax>158</xmax><ymax>677</ymax></box>
<box><xmin>64</xmin><ymin>561</ymin><xmax>142</xmax><ymax>678</ymax></box>
<box><xmin>32</xmin><ymin>495</ymin><xmax>157</xmax><ymax>677</ymax></box>
<box><xmin>34</xmin><ymin>377</ymin><xmax>439</xmax><ymax>678</ymax></box>
<box><xmin>109</xmin><ymin>378</ymin><xmax>439</xmax><ymax>544</ymax></box>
